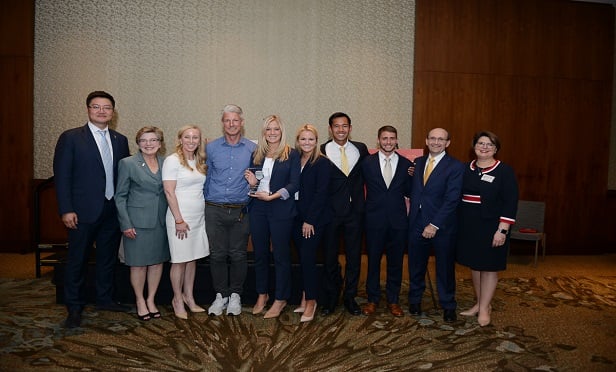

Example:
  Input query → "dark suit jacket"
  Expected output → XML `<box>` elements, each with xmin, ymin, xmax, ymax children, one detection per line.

<box><xmin>297</xmin><ymin>155</ymin><xmax>332</xmax><ymax>227</ymax></box>
<box><xmin>115</xmin><ymin>152</ymin><xmax>167</xmax><ymax>230</ymax></box>
<box><xmin>53</xmin><ymin>123</ymin><xmax>130</xmax><ymax>223</ymax></box>
<box><xmin>362</xmin><ymin>152</ymin><xmax>412</xmax><ymax>230</ymax></box>
<box><xmin>409</xmin><ymin>153</ymin><xmax>464</xmax><ymax>232</ymax></box>
<box><xmin>320</xmin><ymin>140</ymin><xmax>369</xmax><ymax>217</ymax></box>
<box><xmin>249</xmin><ymin>148</ymin><xmax>301</xmax><ymax>219</ymax></box>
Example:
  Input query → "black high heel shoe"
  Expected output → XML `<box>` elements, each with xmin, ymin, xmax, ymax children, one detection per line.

<box><xmin>137</xmin><ymin>313</ymin><xmax>151</xmax><ymax>321</ymax></box>
<box><xmin>149</xmin><ymin>311</ymin><xmax>161</xmax><ymax>319</ymax></box>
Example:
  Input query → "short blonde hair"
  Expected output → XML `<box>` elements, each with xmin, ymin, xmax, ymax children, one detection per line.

<box><xmin>135</xmin><ymin>126</ymin><xmax>165</xmax><ymax>155</ymax></box>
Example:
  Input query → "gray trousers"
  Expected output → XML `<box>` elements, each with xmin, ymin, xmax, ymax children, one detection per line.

<box><xmin>205</xmin><ymin>204</ymin><xmax>250</xmax><ymax>297</ymax></box>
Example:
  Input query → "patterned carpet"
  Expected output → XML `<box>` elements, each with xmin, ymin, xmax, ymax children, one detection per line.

<box><xmin>1</xmin><ymin>275</ymin><xmax>615</xmax><ymax>371</ymax></box>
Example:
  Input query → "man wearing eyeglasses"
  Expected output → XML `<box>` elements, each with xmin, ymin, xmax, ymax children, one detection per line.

<box><xmin>407</xmin><ymin>128</ymin><xmax>464</xmax><ymax>322</ymax></box>
<box><xmin>53</xmin><ymin>91</ymin><xmax>130</xmax><ymax>328</ymax></box>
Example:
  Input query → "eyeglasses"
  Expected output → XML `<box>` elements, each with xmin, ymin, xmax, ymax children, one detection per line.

<box><xmin>89</xmin><ymin>105</ymin><xmax>114</xmax><ymax>112</ymax></box>
<box><xmin>476</xmin><ymin>141</ymin><xmax>495</xmax><ymax>148</ymax></box>
<box><xmin>138</xmin><ymin>138</ymin><xmax>160</xmax><ymax>144</ymax></box>
<box><xmin>427</xmin><ymin>137</ymin><xmax>448</xmax><ymax>143</ymax></box>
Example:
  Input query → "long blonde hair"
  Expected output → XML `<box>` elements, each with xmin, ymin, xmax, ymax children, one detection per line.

<box><xmin>295</xmin><ymin>124</ymin><xmax>323</xmax><ymax>165</ymax></box>
<box><xmin>253</xmin><ymin>115</ymin><xmax>291</xmax><ymax>165</ymax></box>
<box><xmin>174</xmin><ymin>125</ymin><xmax>207</xmax><ymax>174</ymax></box>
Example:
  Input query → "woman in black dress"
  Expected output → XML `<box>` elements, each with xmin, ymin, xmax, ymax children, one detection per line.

<box><xmin>456</xmin><ymin>131</ymin><xmax>518</xmax><ymax>326</ymax></box>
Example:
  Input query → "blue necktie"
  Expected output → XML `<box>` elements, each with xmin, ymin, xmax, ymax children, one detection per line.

<box><xmin>98</xmin><ymin>130</ymin><xmax>114</xmax><ymax>199</ymax></box>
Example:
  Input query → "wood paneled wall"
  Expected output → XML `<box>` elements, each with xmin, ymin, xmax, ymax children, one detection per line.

<box><xmin>413</xmin><ymin>0</ymin><xmax>615</xmax><ymax>254</ymax></box>
<box><xmin>0</xmin><ymin>0</ymin><xmax>34</xmax><ymax>252</ymax></box>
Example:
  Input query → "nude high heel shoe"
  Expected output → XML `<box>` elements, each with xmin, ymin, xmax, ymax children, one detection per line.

<box><xmin>478</xmin><ymin>306</ymin><xmax>492</xmax><ymax>327</ymax></box>
<box><xmin>300</xmin><ymin>300</ymin><xmax>317</xmax><ymax>322</ymax></box>
<box><xmin>294</xmin><ymin>292</ymin><xmax>307</xmax><ymax>313</ymax></box>
<box><xmin>252</xmin><ymin>294</ymin><xmax>269</xmax><ymax>315</ymax></box>
<box><xmin>183</xmin><ymin>294</ymin><xmax>205</xmax><ymax>313</ymax></box>
<box><xmin>264</xmin><ymin>300</ymin><xmax>286</xmax><ymax>319</ymax></box>
<box><xmin>460</xmin><ymin>304</ymin><xmax>479</xmax><ymax>317</ymax></box>
<box><xmin>172</xmin><ymin>297</ymin><xmax>188</xmax><ymax>320</ymax></box>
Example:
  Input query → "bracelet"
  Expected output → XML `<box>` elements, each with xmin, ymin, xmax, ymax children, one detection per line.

<box><xmin>175</xmin><ymin>220</ymin><xmax>184</xmax><ymax>224</ymax></box>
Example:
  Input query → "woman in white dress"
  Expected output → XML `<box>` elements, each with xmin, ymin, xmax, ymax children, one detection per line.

<box><xmin>162</xmin><ymin>125</ymin><xmax>210</xmax><ymax>319</ymax></box>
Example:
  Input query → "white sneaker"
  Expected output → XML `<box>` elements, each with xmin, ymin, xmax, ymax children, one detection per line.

<box><xmin>208</xmin><ymin>293</ymin><xmax>228</xmax><ymax>316</ymax></box>
<box><xmin>226</xmin><ymin>293</ymin><xmax>242</xmax><ymax>316</ymax></box>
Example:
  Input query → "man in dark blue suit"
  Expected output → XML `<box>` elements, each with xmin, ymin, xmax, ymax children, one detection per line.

<box><xmin>408</xmin><ymin>128</ymin><xmax>464</xmax><ymax>322</ymax></box>
<box><xmin>361</xmin><ymin>126</ymin><xmax>412</xmax><ymax>317</ymax></box>
<box><xmin>53</xmin><ymin>91</ymin><xmax>130</xmax><ymax>328</ymax></box>
<box><xmin>320</xmin><ymin>112</ymin><xmax>369</xmax><ymax>316</ymax></box>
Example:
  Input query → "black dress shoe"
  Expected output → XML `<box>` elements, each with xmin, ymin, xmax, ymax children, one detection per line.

<box><xmin>65</xmin><ymin>311</ymin><xmax>82</xmax><ymax>329</ymax></box>
<box><xmin>443</xmin><ymin>309</ymin><xmax>457</xmax><ymax>323</ymax></box>
<box><xmin>409</xmin><ymin>303</ymin><xmax>422</xmax><ymax>316</ymax></box>
<box><xmin>343</xmin><ymin>298</ymin><xmax>361</xmax><ymax>316</ymax></box>
<box><xmin>320</xmin><ymin>306</ymin><xmax>335</xmax><ymax>316</ymax></box>
<box><xmin>96</xmin><ymin>302</ymin><xmax>131</xmax><ymax>312</ymax></box>
<box><xmin>319</xmin><ymin>295</ymin><xmax>337</xmax><ymax>316</ymax></box>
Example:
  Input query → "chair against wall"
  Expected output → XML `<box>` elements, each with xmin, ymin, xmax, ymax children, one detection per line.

<box><xmin>34</xmin><ymin>177</ymin><xmax>68</xmax><ymax>277</ymax></box>
<box><xmin>510</xmin><ymin>200</ymin><xmax>546</xmax><ymax>267</ymax></box>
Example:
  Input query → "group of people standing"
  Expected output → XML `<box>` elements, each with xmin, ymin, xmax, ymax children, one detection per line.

<box><xmin>54</xmin><ymin>90</ymin><xmax>518</xmax><ymax>329</ymax></box>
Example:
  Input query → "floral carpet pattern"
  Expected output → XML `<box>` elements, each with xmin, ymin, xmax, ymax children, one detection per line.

<box><xmin>1</xmin><ymin>276</ymin><xmax>615</xmax><ymax>371</ymax></box>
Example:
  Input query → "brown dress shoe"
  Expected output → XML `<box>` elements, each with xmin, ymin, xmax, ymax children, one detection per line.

<box><xmin>387</xmin><ymin>303</ymin><xmax>404</xmax><ymax>317</ymax></box>
<box><xmin>362</xmin><ymin>302</ymin><xmax>378</xmax><ymax>316</ymax></box>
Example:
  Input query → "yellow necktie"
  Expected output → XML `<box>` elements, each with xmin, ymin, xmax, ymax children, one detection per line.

<box><xmin>423</xmin><ymin>157</ymin><xmax>435</xmax><ymax>185</ymax></box>
<box><xmin>340</xmin><ymin>146</ymin><xmax>349</xmax><ymax>176</ymax></box>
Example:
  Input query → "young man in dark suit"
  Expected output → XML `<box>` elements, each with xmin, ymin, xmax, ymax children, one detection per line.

<box><xmin>408</xmin><ymin>128</ymin><xmax>464</xmax><ymax>322</ymax></box>
<box><xmin>319</xmin><ymin>112</ymin><xmax>369</xmax><ymax>316</ymax></box>
<box><xmin>53</xmin><ymin>91</ymin><xmax>130</xmax><ymax>328</ymax></box>
<box><xmin>361</xmin><ymin>126</ymin><xmax>412</xmax><ymax>317</ymax></box>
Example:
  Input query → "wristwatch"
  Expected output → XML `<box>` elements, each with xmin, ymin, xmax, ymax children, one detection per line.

<box><xmin>499</xmin><ymin>229</ymin><xmax>508</xmax><ymax>235</ymax></box>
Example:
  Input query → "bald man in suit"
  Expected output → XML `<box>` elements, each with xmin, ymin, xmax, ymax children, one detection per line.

<box><xmin>407</xmin><ymin>128</ymin><xmax>464</xmax><ymax>323</ymax></box>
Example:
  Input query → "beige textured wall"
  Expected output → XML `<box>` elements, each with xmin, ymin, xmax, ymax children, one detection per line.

<box><xmin>34</xmin><ymin>0</ymin><xmax>415</xmax><ymax>178</ymax></box>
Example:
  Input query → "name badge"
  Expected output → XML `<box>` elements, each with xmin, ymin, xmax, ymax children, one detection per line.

<box><xmin>481</xmin><ymin>174</ymin><xmax>495</xmax><ymax>183</ymax></box>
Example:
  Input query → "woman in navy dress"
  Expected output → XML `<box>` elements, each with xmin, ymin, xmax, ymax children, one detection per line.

<box><xmin>457</xmin><ymin>131</ymin><xmax>518</xmax><ymax>326</ymax></box>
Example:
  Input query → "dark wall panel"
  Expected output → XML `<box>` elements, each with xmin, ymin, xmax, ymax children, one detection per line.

<box><xmin>0</xmin><ymin>1</ymin><xmax>34</xmax><ymax>252</ymax></box>
<box><xmin>414</xmin><ymin>0</ymin><xmax>615</xmax><ymax>254</ymax></box>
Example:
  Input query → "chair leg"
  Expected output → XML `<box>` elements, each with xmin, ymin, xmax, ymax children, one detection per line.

<box><xmin>425</xmin><ymin>270</ymin><xmax>438</xmax><ymax>311</ymax></box>
<box><xmin>541</xmin><ymin>234</ymin><xmax>546</xmax><ymax>260</ymax></box>
<box><xmin>534</xmin><ymin>241</ymin><xmax>538</xmax><ymax>267</ymax></box>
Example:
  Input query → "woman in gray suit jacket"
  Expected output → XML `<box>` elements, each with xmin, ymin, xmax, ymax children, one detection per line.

<box><xmin>115</xmin><ymin>127</ymin><xmax>170</xmax><ymax>321</ymax></box>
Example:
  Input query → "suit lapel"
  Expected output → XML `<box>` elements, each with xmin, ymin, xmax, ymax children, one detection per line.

<box><xmin>391</xmin><ymin>152</ymin><xmax>406</xmax><ymax>185</ymax></box>
<box><xmin>109</xmin><ymin>130</ymin><xmax>121</xmax><ymax>167</ymax></box>
<box><xmin>430</xmin><ymin>154</ymin><xmax>448</xmax><ymax>181</ymax></box>
<box><xmin>415</xmin><ymin>155</ymin><xmax>427</xmax><ymax>188</ymax></box>
<box><xmin>82</xmin><ymin>124</ymin><xmax>105</xmax><ymax>170</ymax></box>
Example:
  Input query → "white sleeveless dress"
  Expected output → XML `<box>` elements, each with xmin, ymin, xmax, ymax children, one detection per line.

<box><xmin>162</xmin><ymin>154</ymin><xmax>209</xmax><ymax>263</ymax></box>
